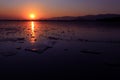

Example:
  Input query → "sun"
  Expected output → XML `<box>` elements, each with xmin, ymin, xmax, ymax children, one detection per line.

<box><xmin>30</xmin><ymin>14</ymin><xmax>35</xmax><ymax>19</ymax></box>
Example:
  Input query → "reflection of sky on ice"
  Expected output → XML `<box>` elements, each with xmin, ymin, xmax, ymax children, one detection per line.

<box><xmin>0</xmin><ymin>21</ymin><xmax>120</xmax><ymax>77</ymax></box>
<box><xmin>0</xmin><ymin>21</ymin><xmax>120</xmax><ymax>57</ymax></box>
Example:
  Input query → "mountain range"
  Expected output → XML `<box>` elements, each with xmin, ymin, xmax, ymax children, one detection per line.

<box><xmin>45</xmin><ymin>14</ymin><xmax>120</xmax><ymax>21</ymax></box>
<box><xmin>0</xmin><ymin>14</ymin><xmax>120</xmax><ymax>21</ymax></box>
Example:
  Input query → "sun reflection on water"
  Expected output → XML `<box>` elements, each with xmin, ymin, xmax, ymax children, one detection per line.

<box><xmin>30</xmin><ymin>21</ymin><xmax>36</xmax><ymax>44</ymax></box>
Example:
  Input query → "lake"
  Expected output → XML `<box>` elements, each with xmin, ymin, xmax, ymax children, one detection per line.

<box><xmin>0</xmin><ymin>21</ymin><xmax>120</xmax><ymax>78</ymax></box>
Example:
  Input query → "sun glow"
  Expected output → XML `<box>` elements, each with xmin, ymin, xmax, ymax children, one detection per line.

<box><xmin>30</xmin><ymin>14</ymin><xmax>35</xmax><ymax>19</ymax></box>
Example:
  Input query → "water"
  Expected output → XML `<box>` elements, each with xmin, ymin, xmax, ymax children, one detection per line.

<box><xmin>0</xmin><ymin>21</ymin><xmax>120</xmax><ymax>77</ymax></box>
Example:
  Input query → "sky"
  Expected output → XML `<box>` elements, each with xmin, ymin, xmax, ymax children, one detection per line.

<box><xmin>0</xmin><ymin>0</ymin><xmax>120</xmax><ymax>20</ymax></box>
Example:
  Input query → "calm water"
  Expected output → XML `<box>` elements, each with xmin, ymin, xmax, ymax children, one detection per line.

<box><xmin>0</xmin><ymin>21</ymin><xmax>120</xmax><ymax>77</ymax></box>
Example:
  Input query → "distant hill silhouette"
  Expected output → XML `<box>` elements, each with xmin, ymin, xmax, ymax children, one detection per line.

<box><xmin>0</xmin><ymin>14</ymin><xmax>120</xmax><ymax>21</ymax></box>
<box><xmin>46</xmin><ymin>14</ymin><xmax>120</xmax><ymax>22</ymax></box>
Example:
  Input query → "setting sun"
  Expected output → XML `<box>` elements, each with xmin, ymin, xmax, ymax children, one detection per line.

<box><xmin>30</xmin><ymin>14</ymin><xmax>35</xmax><ymax>19</ymax></box>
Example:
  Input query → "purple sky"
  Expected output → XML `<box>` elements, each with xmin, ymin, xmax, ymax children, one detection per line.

<box><xmin>0</xmin><ymin>0</ymin><xmax>120</xmax><ymax>19</ymax></box>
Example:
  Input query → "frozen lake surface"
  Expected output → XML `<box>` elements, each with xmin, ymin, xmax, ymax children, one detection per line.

<box><xmin>0</xmin><ymin>21</ymin><xmax>120</xmax><ymax>78</ymax></box>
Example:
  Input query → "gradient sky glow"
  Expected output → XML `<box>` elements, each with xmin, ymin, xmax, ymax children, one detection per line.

<box><xmin>0</xmin><ymin>0</ymin><xmax>120</xmax><ymax>20</ymax></box>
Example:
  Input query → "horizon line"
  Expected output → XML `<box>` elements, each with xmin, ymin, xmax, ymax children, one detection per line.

<box><xmin>0</xmin><ymin>13</ymin><xmax>120</xmax><ymax>21</ymax></box>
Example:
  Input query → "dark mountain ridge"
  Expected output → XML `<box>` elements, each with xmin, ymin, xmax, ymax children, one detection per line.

<box><xmin>46</xmin><ymin>14</ymin><xmax>120</xmax><ymax>21</ymax></box>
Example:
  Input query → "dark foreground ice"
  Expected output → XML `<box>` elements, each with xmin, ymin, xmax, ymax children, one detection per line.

<box><xmin>0</xmin><ymin>21</ymin><xmax>120</xmax><ymax>78</ymax></box>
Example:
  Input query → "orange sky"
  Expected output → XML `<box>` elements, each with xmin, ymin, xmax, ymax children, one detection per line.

<box><xmin>0</xmin><ymin>5</ymin><xmax>82</xmax><ymax>20</ymax></box>
<box><xmin>0</xmin><ymin>0</ymin><xmax>120</xmax><ymax>20</ymax></box>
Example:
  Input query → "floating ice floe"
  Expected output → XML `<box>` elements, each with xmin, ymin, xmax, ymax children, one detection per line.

<box><xmin>25</xmin><ymin>45</ymin><xmax>53</xmax><ymax>54</ymax></box>
<box><xmin>0</xmin><ymin>51</ymin><xmax>17</xmax><ymax>57</ymax></box>
<box><xmin>80</xmin><ymin>50</ymin><xmax>101</xmax><ymax>55</ymax></box>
